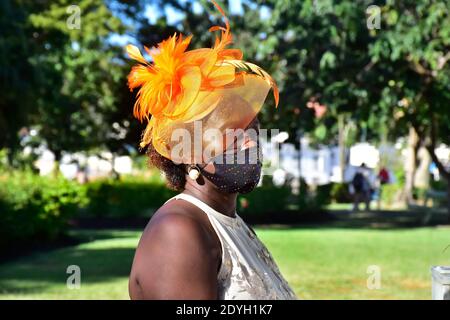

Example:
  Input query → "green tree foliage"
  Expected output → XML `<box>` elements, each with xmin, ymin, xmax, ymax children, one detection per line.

<box><xmin>369</xmin><ymin>0</ymin><xmax>449</xmax><ymax>177</ymax></box>
<box><xmin>28</xmin><ymin>0</ymin><xmax>127</xmax><ymax>163</ymax></box>
<box><xmin>254</xmin><ymin>0</ymin><xmax>376</xmax><ymax>144</ymax></box>
<box><xmin>0</xmin><ymin>1</ymin><xmax>40</xmax><ymax>164</ymax></box>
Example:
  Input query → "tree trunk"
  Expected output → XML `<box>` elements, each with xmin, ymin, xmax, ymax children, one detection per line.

<box><xmin>404</xmin><ymin>126</ymin><xmax>420</xmax><ymax>203</ymax></box>
<box><xmin>6</xmin><ymin>147</ymin><xmax>15</xmax><ymax>168</ymax></box>
<box><xmin>414</xmin><ymin>147</ymin><xmax>431</xmax><ymax>190</ymax></box>
<box><xmin>111</xmin><ymin>154</ymin><xmax>120</xmax><ymax>180</ymax></box>
<box><xmin>338</xmin><ymin>114</ymin><xmax>346</xmax><ymax>182</ymax></box>
<box><xmin>297</xmin><ymin>131</ymin><xmax>302</xmax><ymax>193</ymax></box>
<box><xmin>448</xmin><ymin>183</ymin><xmax>450</xmax><ymax>223</ymax></box>
<box><xmin>425</xmin><ymin>146</ymin><xmax>450</xmax><ymax>223</ymax></box>
<box><xmin>52</xmin><ymin>149</ymin><xmax>62</xmax><ymax>177</ymax></box>
<box><xmin>423</xmin><ymin>115</ymin><xmax>450</xmax><ymax>222</ymax></box>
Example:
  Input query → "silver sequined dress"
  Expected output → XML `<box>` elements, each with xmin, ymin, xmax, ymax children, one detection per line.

<box><xmin>170</xmin><ymin>193</ymin><xmax>297</xmax><ymax>300</ymax></box>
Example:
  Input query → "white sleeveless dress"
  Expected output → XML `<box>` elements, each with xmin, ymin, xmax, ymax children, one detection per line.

<box><xmin>168</xmin><ymin>193</ymin><xmax>297</xmax><ymax>300</ymax></box>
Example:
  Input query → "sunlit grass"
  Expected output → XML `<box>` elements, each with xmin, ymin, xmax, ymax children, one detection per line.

<box><xmin>261</xmin><ymin>226</ymin><xmax>450</xmax><ymax>299</ymax></box>
<box><xmin>0</xmin><ymin>227</ymin><xmax>449</xmax><ymax>299</ymax></box>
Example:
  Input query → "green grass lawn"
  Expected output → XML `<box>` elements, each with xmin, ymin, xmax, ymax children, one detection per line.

<box><xmin>0</xmin><ymin>227</ymin><xmax>449</xmax><ymax>299</ymax></box>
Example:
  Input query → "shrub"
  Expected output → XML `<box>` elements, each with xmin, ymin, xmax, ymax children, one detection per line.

<box><xmin>313</xmin><ymin>183</ymin><xmax>333</xmax><ymax>206</ymax></box>
<box><xmin>307</xmin><ymin>183</ymin><xmax>353</xmax><ymax>207</ymax></box>
<box><xmin>430</xmin><ymin>179</ymin><xmax>448</xmax><ymax>191</ymax></box>
<box><xmin>237</xmin><ymin>177</ymin><xmax>322</xmax><ymax>222</ymax></box>
<box><xmin>330</xmin><ymin>183</ymin><xmax>352</xmax><ymax>203</ymax></box>
<box><xmin>80</xmin><ymin>173</ymin><xmax>326</xmax><ymax>224</ymax></box>
<box><xmin>0</xmin><ymin>171</ymin><xmax>87</xmax><ymax>251</ymax></box>
<box><xmin>380</xmin><ymin>183</ymin><xmax>403</xmax><ymax>206</ymax></box>
<box><xmin>82</xmin><ymin>174</ymin><xmax>177</xmax><ymax>218</ymax></box>
<box><xmin>238</xmin><ymin>184</ymin><xmax>292</xmax><ymax>216</ymax></box>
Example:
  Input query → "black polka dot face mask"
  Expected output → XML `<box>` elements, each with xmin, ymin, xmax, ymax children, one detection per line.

<box><xmin>200</xmin><ymin>145</ymin><xmax>262</xmax><ymax>194</ymax></box>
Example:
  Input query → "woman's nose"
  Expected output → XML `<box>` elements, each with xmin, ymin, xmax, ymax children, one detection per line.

<box><xmin>240</xmin><ymin>131</ymin><xmax>257</xmax><ymax>150</ymax></box>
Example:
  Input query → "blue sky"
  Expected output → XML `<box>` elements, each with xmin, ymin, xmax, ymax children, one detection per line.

<box><xmin>111</xmin><ymin>1</ymin><xmax>270</xmax><ymax>47</ymax></box>
<box><xmin>145</xmin><ymin>0</ymin><xmax>245</xmax><ymax>25</ymax></box>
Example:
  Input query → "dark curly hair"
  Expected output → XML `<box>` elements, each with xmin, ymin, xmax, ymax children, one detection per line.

<box><xmin>146</xmin><ymin>143</ymin><xmax>187</xmax><ymax>191</ymax></box>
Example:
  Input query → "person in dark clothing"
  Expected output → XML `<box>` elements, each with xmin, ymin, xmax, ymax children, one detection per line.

<box><xmin>351</xmin><ymin>163</ymin><xmax>372</xmax><ymax>212</ymax></box>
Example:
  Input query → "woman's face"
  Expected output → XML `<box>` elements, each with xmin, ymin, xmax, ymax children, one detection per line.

<box><xmin>239</xmin><ymin>117</ymin><xmax>260</xmax><ymax>152</ymax></box>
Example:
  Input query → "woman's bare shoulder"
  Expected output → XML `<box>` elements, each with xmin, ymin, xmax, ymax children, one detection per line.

<box><xmin>129</xmin><ymin>199</ymin><xmax>219</xmax><ymax>299</ymax></box>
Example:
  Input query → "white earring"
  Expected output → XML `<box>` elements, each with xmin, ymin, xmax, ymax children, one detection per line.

<box><xmin>188</xmin><ymin>165</ymin><xmax>200</xmax><ymax>180</ymax></box>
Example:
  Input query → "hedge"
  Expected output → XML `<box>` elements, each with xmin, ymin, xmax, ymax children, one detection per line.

<box><xmin>0</xmin><ymin>171</ymin><xmax>87</xmax><ymax>251</ymax></box>
<box><xmin>0</xmin><ymin>170</ymin><xmax>330</xmax><ymax>252</ymax></box>
<box><xmin>82</xmin><ymin>176</ymin><xmax>177</xmax><ymax>218</ymax></box>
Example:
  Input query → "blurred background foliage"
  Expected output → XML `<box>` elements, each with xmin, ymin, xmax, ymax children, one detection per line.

<box><xmin>0</xmin><ymin>0</ymin><xmax>449</xmax><ymax>253</ymax></box>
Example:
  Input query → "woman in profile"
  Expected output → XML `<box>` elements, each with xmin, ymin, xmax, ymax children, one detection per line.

<box><xmin>126</xmin><ymin>1</ymin><xmax>296</xmax><ymax>300</ymax></box>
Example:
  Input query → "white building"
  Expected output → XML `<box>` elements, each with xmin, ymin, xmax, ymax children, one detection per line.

<box><xmin>263</xmin><ymin>138</ymin><xmax>388</xmax><ymax>186</ymax></box>
<box><xmin>35</xmin><ymin>150</ymin><xmax>133</xmax><ymax>180</ymax></box>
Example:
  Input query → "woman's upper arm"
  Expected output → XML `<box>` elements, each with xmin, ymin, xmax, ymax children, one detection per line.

<box><xmin>130</xmin><ymin>213</ymin><xmax>218</xmax><ymax>300</ymax></box>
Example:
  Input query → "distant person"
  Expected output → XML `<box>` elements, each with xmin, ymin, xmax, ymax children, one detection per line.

<box><xmin>429</xmin><ymin>162</ymin><xmax>439</xmax><ymax>181</ymax></box>
<box><xmin>76</xmin><ymin>165</ymin><xmax>88</xmax><ymax>184</ymax></box>
<box><xmin>351</xmin><ymin>163</ymin><xmax>372</xmax><ymax>212</ymax></box>
<box><xmin>377</xmin><ymin>167</ymin><xmax>390</xmax><ymax>210</ymax></box>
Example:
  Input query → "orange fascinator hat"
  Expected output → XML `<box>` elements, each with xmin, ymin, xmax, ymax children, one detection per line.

<box><xmin>126</xmin><ymin>0</ymin><xmax>278</xmax><ymax>164</ymax></box>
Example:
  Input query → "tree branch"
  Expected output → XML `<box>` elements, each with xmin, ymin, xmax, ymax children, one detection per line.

<box><xmin>407</xmin><ymin>56</ymin><xmax>432</xmax><ymax>77</ymax></box>
<box><xmin>425</xmin><ymin>115</ymin><xmax>450</xmax><ymax>181</ymax></box>
<box><xmin>407</xmin><ymin>51</ymin><xmax>450</xmax><ymax>79</ymax></box>
<box><xmin>437</xmin><ymin>51</ymin><xmax>450</xmax><ymax>70</ymax></box>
